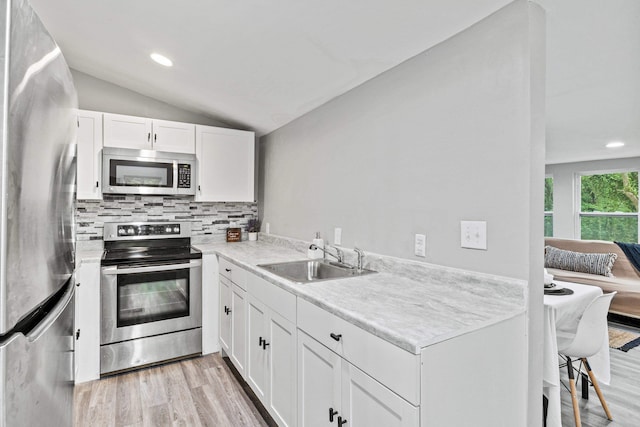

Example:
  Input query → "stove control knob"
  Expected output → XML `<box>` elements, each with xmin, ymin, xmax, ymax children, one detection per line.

<box><xmin>173</xmin><ymin>227</ymin><xmax>180</xmax><ymax>233</ymax></box>
<box><xmin>165</xmin><ymin>227</ymin><xmax>172</xmax><ymax>233</ymax></box>
<box><xmin>118</xmin><ymin>228</ymin><xmax>126</xmax><ymax>235</ymax></box>
<box><xmin>127</xmin><ymin>227</ymin><xmax>134</xmax><ymax>235</ymax></box>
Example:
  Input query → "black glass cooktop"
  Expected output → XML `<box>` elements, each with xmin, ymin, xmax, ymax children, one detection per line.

<box><xmin>102</xmin><ymin>240</ymin><xmax>202</xmax><ymax>266</ymax></box>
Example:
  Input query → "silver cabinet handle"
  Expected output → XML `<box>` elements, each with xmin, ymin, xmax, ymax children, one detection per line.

<box><xmin>102</xmin><ymin>259</ymin><xmax>202</xmax><ymax>275</ymax></box>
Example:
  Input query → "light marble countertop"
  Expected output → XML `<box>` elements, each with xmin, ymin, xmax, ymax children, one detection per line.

<box><xmin>195</xmin><ymin>238</ymin><xmax>526</xmax><ymax>354</ymax></box>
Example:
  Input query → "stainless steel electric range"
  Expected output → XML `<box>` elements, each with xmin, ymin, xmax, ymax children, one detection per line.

<box><xmin>100</xmin><ymin>221</ymin><xmax>202</xmax><ymax>375</ymax></box>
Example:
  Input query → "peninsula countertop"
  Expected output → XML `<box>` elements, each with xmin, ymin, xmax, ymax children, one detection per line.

<box><xmin>195</xmin><ymin>238</ymin><xmax>526</xmax><ymax>354</ymax></box>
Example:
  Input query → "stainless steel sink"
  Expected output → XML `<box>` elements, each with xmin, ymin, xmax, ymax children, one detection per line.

<box><xmin>257</xmin><ymin>259</ymin><xmax>376</xmax><ymax>283</ymax></box>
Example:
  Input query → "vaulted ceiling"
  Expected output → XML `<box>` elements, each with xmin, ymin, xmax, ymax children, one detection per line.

<box><xmin>30</xmin><ymin>0</ymin><xmax>640</xmax><ymax>164</ymax></box>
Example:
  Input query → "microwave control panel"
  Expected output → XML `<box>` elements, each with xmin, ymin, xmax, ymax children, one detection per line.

<box><xmin>177</xmin><ymin>163</ymin><xmax>192</xmax><ymax>188</ymax></box>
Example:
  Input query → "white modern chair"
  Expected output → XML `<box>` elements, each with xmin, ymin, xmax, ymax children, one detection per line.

<box><xmin>558</xmin><ymin>291</ymin><xmax>616</xmax><ymax>427</ymax></box>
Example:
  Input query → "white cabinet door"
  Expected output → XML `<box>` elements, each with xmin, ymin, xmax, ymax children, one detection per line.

<box><xmin>230</xmin><ymin>283</ymin><xmax>247</xmax><ymax>378</ymax></box>
<box><xmin>298</xmin><ymin>330</ymin><xmax>418</xmax><ymax>427</ymax></box>
<box><xmin>152</xmin><ymin>119</ymin><xmax>195</xmax><ymax>154</ymax></box>
<box><xmin>103</xmin><ymin>113</ymin><xmax>152</xmax><ymax>149</ymax></box>
<box><xmin>76</xmin><ymin>110</ymin><xmax>103</xmax><ymax>200</ymax></box>
<box><xmin>341</xmin><ymin>363</ymin><xmax>419</xmax><ymax>427</ymax></box>
<box><xmin>268</xmin><ymin>311</ymin><xmax>297</xmax><ymax>427</ymax></box>
<box><xmin>247</xmin><ymin>295</ymin><xmax>269</xmax><ymax>402</ymax></box>
<box><xmin>201</xmin><ymin>254</ymin><xmax>219</xmax><ymax>355</ymax></box>
<box><xmin>195</xmin><ymin>125</ymin><xmax>255</xmax><ymax>202</ymax></box>
<box><xmin>74</xmin><ymin>262</ymin><xmax>100</xmax><ymax>384</ymax></box>
<box><xmin>298</xmin><ymin>331</ymin><xmax>341</xmax><ymax>427</ymax></box>
<box><xmin>219</xmin><ymin>276</ymin><xmax>232</xmax><ymax>354</ymax></box>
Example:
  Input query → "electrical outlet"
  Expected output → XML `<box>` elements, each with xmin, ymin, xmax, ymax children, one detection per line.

<box><xmin>461</xmin><ymin>221</ymin><xmax>487</xmax><ymax>250</ymax></box>
<box><xmin>334</xmin><ymin>227</ymin><xmax>342</xmax><ymax>245</ymax></box>
<box><xmin>415</xmin><ymin>234</ymin><xmax>426</xmax><ymax>257</ymax></box>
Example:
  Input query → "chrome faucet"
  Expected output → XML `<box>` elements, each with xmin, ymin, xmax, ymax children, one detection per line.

<box><xmin>353</xmin><ymin>247</ymin><xmax>365</xmax><ymax>272</ymax></box>
<box><xmin>310</xmin><ymin>243</ymin><xmax>344</xmax><ymax>264</ymax></box>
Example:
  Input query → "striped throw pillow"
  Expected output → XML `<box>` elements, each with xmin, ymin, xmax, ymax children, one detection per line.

<box><xmin>544</xmin><ymin>246</ymin><xmax>617</xmax><ymax>277</ymax></box>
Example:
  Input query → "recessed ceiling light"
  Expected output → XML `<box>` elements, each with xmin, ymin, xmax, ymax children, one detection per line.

<box><xmin>150</xmin><ymin>53</ymin><xmax>173</xmax><ymax>67</ymax></box>
<box><xmin>605</xmin><ymin>141</ymin><xmax>625</xmax><ymax>148</ymax></box>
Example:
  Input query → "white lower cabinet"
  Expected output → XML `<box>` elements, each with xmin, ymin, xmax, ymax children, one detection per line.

<box><xmin>230</xmin><ymin>283</ymin><xmax>247</xmax><ymax>378</ymax></box>
<box><xmin>201</xmin><ymin>254</ymin><xmax>219</xmax><ymax>354</ymax></box>
<box><xmin>298</xmin><ymin>330</ymin><xmax>342</xmax><ymax>427</ymax></box>
<box><xmin>219</xmin><ymin>275</ymin><xmax>247</xmax><ymax>378</ymax></box>
<box><xmin>247</xmin><ymin>296</ymin><xmax>269</xmax><ymax>400</ymax></box>
<box><xmin>342</xmin><ymin>362</ymin><xmax>419</xmax><ymax>427</ymax></box>
<box><xmin>219</xmin><ymin>276</ymin><xmax>232</xmax><ymax>354</ymax></box>
<box><xmin>74</xmin><ymin>261</ymin><xmax>101</xmax><ymax>383</ymax></box>
<box><xmin>298</xmin><ymin>330</ymin><xmax>418</xmax><ymax>427</ymax></box>
<box><xmin>246</xmin><ymin>277</ymin><xmax>297</xmax><ymax>427</ymax></box>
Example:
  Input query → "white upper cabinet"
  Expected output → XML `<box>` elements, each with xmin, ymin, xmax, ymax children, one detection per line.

<box><xmin>152</xmin><ymin>119</ymin><xmax>196</xmax><ymax>153</ymax></box>
<box><xmin>103</xmin><ymin>113</ymin><xmax>152</xmax><ymax>150</ymax></box>
<box><xmin>76</xmin><ymin>110</ymin><xmax>103</xmax><ymax>200</ymax></box>
<box><xmin>103</xmin><ymin>113</ymin><xmax>195</xmax><ymax>154</ymax></box>
<box><xmin>195</xmin><ymin>125</ymin><xmax>255</xmax><ymax>202</ymax></box>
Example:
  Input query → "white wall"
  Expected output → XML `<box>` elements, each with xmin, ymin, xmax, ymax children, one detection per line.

<box><xmin>259</xmin><ymin>1</ymin><xmax>545</xmax><ymax>425</ymax></box>
<box><xmin>546</xmin><ymin>156</ymin><xmax>640</xmax><ymax>238</ymax></box>
<box><xmin>70</xmin><ymin>69</ymin><xmax>230</xmax><ymax>126</ymax></box>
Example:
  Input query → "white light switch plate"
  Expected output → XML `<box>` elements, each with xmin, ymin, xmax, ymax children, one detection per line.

<box><xmin>461</xmin><ymin>221</ymin><xmax>487</xmax><ymax>250</ymax></box>
<box><xmin>334</xmin><ymin>227</ymin><xmax>342</xmax><ymax>245</ymax></box>
<box><xmin>415</xmin><ymin>234</ymin><xmax>426</xmax><ymax>257</ymax></box>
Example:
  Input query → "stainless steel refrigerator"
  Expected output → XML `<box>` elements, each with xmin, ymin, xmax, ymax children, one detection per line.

<box><xmin>0</xmin><ymin>0</ymin><xmax>78</xmax><ymax>425</ymax></box>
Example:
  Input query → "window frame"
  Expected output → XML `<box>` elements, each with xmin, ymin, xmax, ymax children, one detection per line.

<box><xmin>574</xmin><ymin>168</ymin><xmax>640</xmax><ymax>242</ymax></box>
<box><xmin>544</xmin><ymin>175</ymin><xmax>553</xmax><ymax>237</ymax></box>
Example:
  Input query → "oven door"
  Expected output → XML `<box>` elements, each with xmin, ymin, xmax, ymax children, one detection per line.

<box><xmin>100</xmin><ymin>259</ymin><xmax>202</xmax><ymax>345</ymax></box>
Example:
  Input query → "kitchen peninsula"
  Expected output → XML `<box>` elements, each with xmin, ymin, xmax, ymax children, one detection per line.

<box><xmin>195</xmin><ymin>234</ymin><xmax>527</xmax><ymax>426</ymax></box>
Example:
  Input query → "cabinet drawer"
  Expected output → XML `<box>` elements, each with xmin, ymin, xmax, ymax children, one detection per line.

<box><xmin>246</xmin><ymin>272</ymin><xmax>296</xmax><ymax>323</ymax></box>
<box><xmin>219</xmin><ymin>258</ymin><xmax>247</xmax><ymax>290</ymax></box>
<box><xmin>297</xmin><ymin>298</ymin><xmax>420</xmax><ymax>405</ymax></box>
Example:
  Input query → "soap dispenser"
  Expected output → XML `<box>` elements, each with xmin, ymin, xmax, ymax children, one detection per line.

<box><xmin>308</xmin><ymin>232</ymin><xmax>324</xmax><ymax>259</ymax></box>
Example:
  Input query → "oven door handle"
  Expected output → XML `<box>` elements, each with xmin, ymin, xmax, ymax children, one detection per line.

<box><xmin>102</xmin><ymin>259</ymin><xmax>202</xmax><ymax>275</ymax></box>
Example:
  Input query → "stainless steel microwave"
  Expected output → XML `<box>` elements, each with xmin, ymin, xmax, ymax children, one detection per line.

<box><xmin>102</xmin><ymin>147</ymin><xmax>196</xmax><ymax>196</ymax></box>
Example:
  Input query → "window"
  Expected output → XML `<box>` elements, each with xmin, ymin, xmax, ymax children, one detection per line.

<box><xmin>579</xmin><ymin>171</ymin><xmax>639</xmax><ymax>242</ymax></box>
<box><xmin>544</xmin><ymin>177</ymin><xmax>553</xmax><ymax>237</ymax></box>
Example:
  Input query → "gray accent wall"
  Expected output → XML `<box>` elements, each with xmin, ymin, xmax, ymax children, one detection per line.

<box><xmin>70</xmin><ymin>69</ymin><xmax>230</xmax><ymax>127</ymax></box>
<box><xmin>259</xmin><ymin>2</ymin><xmax>545</xmax><ymax>425</ymax></box>
<box><xmin>260</xmin><ymin>1</ymin><xmax>542</xmax><ymax>279</ymax></box>
<box><xmin>546</xmin><ymin>156</ymin><xmax>640</xmax><ymax>238</ymax></box>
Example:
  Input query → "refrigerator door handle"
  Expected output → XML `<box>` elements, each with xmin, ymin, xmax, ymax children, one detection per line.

<box><xmin>26</xmin><ymin>280</ymin><xmax>75</xmax><ymax>343</ymax></box>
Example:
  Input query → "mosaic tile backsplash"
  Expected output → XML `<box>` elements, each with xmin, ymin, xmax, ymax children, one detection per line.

<box><xmin>76</xmin><ymin>195</ymin><xmax>258</xmax><ymax>244</ymax></box>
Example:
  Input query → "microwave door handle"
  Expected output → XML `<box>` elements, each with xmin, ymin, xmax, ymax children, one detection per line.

<box><xmin>174</xmin><ymin>161</ymin><xmax>179</xmax><ymax>192</ymax></box>
<box><xmin>102</xmin><ymin>259</ymin><xmax>202</xmax><ymax>275</ymax></box>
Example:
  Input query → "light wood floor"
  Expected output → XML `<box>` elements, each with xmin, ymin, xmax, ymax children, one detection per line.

<box><xmin>73</xmin><ymin>353</ymin><xmax>268</xmax><ymax>427</ymax></box>
<box><xmin>560</xmin><ymin>323</ymin><xmax>640</xmax><ymax>427</ymax></box>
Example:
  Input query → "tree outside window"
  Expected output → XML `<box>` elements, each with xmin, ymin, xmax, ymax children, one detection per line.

<box><xmin>544</xmin><ymin>177</ymin><xmax>553</xmax><ymax>237</ymax></box>
<box><xmin>579</xmin><ymin>172</ymin><xmax>639</xmax><ymax>242</ymax></box>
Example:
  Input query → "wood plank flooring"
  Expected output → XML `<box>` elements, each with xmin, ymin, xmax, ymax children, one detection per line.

<box><xmin>73</xmin><ymin>354</ymin><xmax>268</xmax><ymax>427</ymax></box>
<box><xmin>560</xmin><ymin>322</ymin><xmax>640</xmax><ymax>427</ymax></box>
